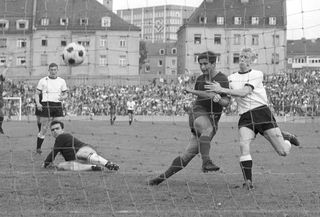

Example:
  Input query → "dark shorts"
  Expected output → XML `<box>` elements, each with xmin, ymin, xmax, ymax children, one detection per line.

<box><xmin>39</xmin><ymin>102</ymin><xmax>64</xmax><ymax>118</ymax></box>
<box><xmin>188</xmin><ymin>105</ymin><xmax>220</xmax><ymax>137</ymax></box>
<box><xmin>35</xmin><ymin>107</ymin><xmax>41</xmax><ymax>116</ymax></box>
<box><xmin>238</xmin><ymin>105</ymin><xmax>278</xmax><ymax>135</ymax></box>
<box><xmin>127</xmin><ymin>110</ymin><xmax>133</xmax><ymax>114</ymax></box>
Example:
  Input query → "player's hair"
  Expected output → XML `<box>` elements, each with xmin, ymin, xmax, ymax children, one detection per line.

<box><xmin>198</xmin><ymin>51</ymin><xmax>217</xmax><ymax>64</ymax></box>
<box><xmin>48</xmin><ymin>63</ymin><xmax>58</xmax><ymax>69</ymax></box>
<box><xmin>50</xmin><ymin>120</ymin><xmax>64</xmax><ymax>129</ymax></box>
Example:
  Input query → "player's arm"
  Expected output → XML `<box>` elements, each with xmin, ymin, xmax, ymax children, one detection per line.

<box><xmin>205</xmin><ymin>81</ymin><xmax>253</xmax><ymax>97</ymax></box>
<box><xmin>34</xmin><ymin>89</ymin><xmax>43</xmax><ymax>110</ymax></box>
<box><xmin>43</xmin><ymin>146</ymin><xmax>60</xmax><ymax>168</ymax></box>
<box><xmin>59</xmin><ymin>90</ymin><xmax>68</xmax><ymax>101</ymax></box>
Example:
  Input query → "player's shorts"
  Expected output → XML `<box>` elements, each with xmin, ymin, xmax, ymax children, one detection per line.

<box><xmin>127</xmin><ymin>110</ymin><xmax>133</xmax><ymax>114</ymax></box>
<box><xmin>38</xmin><ymin>101</ymin><xmax>64</xmax><ymax>118</ymax></box>
<box><xmin>188</xmin><ymin>105</ymin><xmax>220</xmax><ymax>137</ymax></box>
<box><xmin>35</xmin><ymin>107</ymin><xmax>41</xmax><ymax>116</ymax></box>
<box><xmin>238</xmin><ymin>105</ymin><xmax>278</xmax><ymax>135</ymax></box>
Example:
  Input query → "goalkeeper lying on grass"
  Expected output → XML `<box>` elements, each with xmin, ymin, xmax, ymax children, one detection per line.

<box><xmin>42</xmin><ymin>120</ymin><xmax>119</xmax><ymax>171</ymax></box>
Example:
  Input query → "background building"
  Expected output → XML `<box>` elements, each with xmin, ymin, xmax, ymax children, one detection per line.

<box><xmin>287</xmin><ymin>38</ymin><xmax>320</xmax><ymax>70</ymax></box>
<box><xmin>177</xmin><ymin>0</ymin><xmax>287</xmax><ymax>75</ymax></box>
<box><xmin>0</xmin><ymin>0</ymin><xmax>140</xmax><ymax>79</ymax></box>
<box><xmin>117</xmin><ymin>5</ymin><xmax>195</xmax><ymax>43</ymax></box>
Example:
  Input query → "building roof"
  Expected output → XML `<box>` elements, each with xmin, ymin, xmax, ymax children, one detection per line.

<box><xmin>0</xmin><ymin>0</ymin><xmax>140</xmax><ymax>33</ymax></box>
<box><xmin>287</xmin><ymin>38</ymin><xmax>320</xmax><ymax>56</ymax></box>
<box><xmin>180</xmin><ymin>0</ymin><xmax>285</xmax><ymax>29</ymax></box>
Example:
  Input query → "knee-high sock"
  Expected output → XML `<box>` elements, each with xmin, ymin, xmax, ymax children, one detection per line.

<box><xmin>37</xmin><ymin>134</ymin><xmax>45</xmax><ymax>149</ymax></box>
<box><xmin>158</xmin><ymin>156</ymin><xmax>189</xmax><ymax>180</ymax></box>
<box><xmin>199</xmin><ymin>136</ymin><xmax>211</xmax><ymax>162</ymax></box>
<box><xmin>240</xmin><ymin>155</ymin><xmax>253</xmax><ymax>182</ymax></box>
<box><xmin>88</xmin><ymin>153</ymin><xmax>108</xmax><ymax>167</ymax></box>
<box><xmin>0</xmin><ymin>116</ymin><xmax>3</xmax><ymax>128</ymax></box>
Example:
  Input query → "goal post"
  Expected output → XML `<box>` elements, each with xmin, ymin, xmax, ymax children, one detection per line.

<box><xmin>3</xmin><ymin>97</ymin><xmax>22</xmax><ymax>121</ymax></box>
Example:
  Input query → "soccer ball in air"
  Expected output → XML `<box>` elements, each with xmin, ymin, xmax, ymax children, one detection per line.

<box><xmin>62</xmin><ymin>42</ymin><xmax>86</xmax><ymax>66</ymax></box>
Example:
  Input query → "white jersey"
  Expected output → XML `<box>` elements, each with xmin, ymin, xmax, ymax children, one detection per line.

<box><xmin>127</xmin><ymin>100</ymin><xmax>135</xmax><ymax>110</ymax></box>
<box><xmin>36</xmin><ymin>76</ymin><xmax>67</xmax><ymax>102</ymax></box>
<box><xmin>228</xmin><ymin>69</ymin><xmax>268</xmax><ymax>114</ymax></box>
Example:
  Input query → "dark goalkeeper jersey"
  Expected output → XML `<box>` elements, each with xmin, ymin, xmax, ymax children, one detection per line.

<box><xmin>44</xmin><ymin>133</ymin><xmax>88</xmax><ymax>165</ymax></box>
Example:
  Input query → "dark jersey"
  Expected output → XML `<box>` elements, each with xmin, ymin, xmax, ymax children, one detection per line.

<box><xmin>109</xmin><ymin>100</ymin><xmax>117</xmax><ymax>113</ymax></box>
<box><xmin>193</xmin><ymin>72</ymin><xmax>229</xmax><ymax>114</ymax></box>
<box><xmin>44</xmin><ymin>133</ymin><xmax>88</xmax><ymax>165</ymax></box>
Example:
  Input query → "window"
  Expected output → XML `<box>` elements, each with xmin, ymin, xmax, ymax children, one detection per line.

<box><xmin>16</xmin><ymin>19</ymin><xmax>29</xmax><ymax>30</ymax></box>
<box><xmin>234</xmin><ymin>17</ymin><xmax>242</xmax><ymax>25</ymax></box>
<box><xmin>171</xmin><ymin>48</ymin><xmax>177</xmax><ymax>55</ymax></box>
<box><xmin>41</xmin><ymin>18</ymin><xmax>49</xmax><ymax>26</ymax></box>
<box><xmin>251</xmin><ymin>35</ymin><xmax>259</xmax><ymax>45</ymax></box>
<box><xmin>80</xmin><ymin>18</ymin><xmax>88</xmax><ymax>26</ymax></box>
<box><xmin>100</xmin><ymin>37</ymin><xmax>108</xmax><ymax>47</ymax></box>
<box><xmin>234</xmin><ymin>34</ymin><xmax>241</xmax><ymax>45</ymax></box>
<box><xmin>172</xmin><ymin>59</ymin><xmax>176</xmax><ymax>66</ymax></box>
<box><xmin>40</xmin><ymin>54</ymin><xmax>48</xmax><ymax>66</ymax></box>
<box><xmin>120</xmin><ymin>36</ymin><xmax>126</xmax><ymax>47</ymax></box>
<box><xmin>233</xmin><ymin>53</ymin><xmax>240</xmax><ymax>64</ymax></box>
<box><xmin>272</xmin><ymin>53</ymin><xmax>279</xmax><ymax>64</ymax></box>
<box><xmin>251</xmin><ymin>17</ymin><xmax>259</xmax><ymax>25</ymax></box>
<box><xmin>119</xmin><ymin>55</ymin><xmax>127</xmax><ymax>67</ymax></box>
<box><xmin>16</xmin><ymin>56</ymin><xmax>26</xmax><ymax>66</ymax></box>
<box><xmin>159</xmin><ymin>49</ymin><xmax>165</xmax><ymax>55</ymax></box>
<box><xmin>158</xmin><ymin>60</ymin><xmax>163</xmax><ymax>66</ymax></box>
<box><xmin>17</xmin><ymin>38</ymin><xmax>27</xmax><ymax>48</ymax></box>
<box><xmin>61</xmin><ymin>39</ymin><xmax>67</xmax><ymax>47</ymax></box>
<box><xmin>214</xmin><ymin>34</ymin><xmax>221</xmax><ymax>45</ymax></box>
<box><xmin>101</xmin><ymin>16</ymin><xmax>111</xmax><ymax>27</ymax></box>
<box><xmin>194</xmin><ymin>53</ymin><xmax>200</xmax><ymax>63</ymax></box>
<box><xmin>0</xmin><ymin>56</ymin><xmax>6</xmax><ymax>66</ymax></box>
<box><xmin>199</xmin><ymin>16</ymin><xmax>207</xmax><ymax>24</ymax></box>
<box><xmin>217</xmin><ymin>17</ymin><xmax>224</xmax><ymax>25</ymax></box>
<box><xmin>0</xmin><ymin>38</ymin><xmax>7</xmax><ymax>48</ymax></box>
<box><xmin>194</xmin><ymin>34</ymin><xmax>201</xmax><ymax>44</ymax></box>
<box><xmin>99</xmin><ymin>55</ymin><xmax>107</xmax><ymax>66</ymax></box>
<box><xmin>41</xmin><ymin>37</ymin><xmax>48</xmax><ymax>46</ymax></box>
<box><xmin>0</xmin><ymin>19</ymin><xmax>9</xmax><ymax>30</ymax></box>
<box><xmin>78</xmin><ymin>40</ymin><xmax>90</xmax><ymax>47</ymax></box>
<box><xmin>273</xmin><ymin>34</ymin><xmax>280</xmax><ymax>46</ymax></box>
<box><xmin>60</xmin><ymin>17</ymin><xmax>68</xmax><ymax>26</ymax></box>
<box><xmin>269</xmin><ymin>17</ymin><xmax>276</xmax><ymax>25</ymax></box>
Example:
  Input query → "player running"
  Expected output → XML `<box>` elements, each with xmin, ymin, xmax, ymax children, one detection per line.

<box><xmin>148</xmin><ymin>51</ymin><xmax>230</xmax><ymax>185</ymax></box>
<box><xmin>42</xmin><ymin>120</ymin><xmax>119</xmax><ymax>171</ymax></box>
<box><xmin>205</xmin><ymin>47</ymin><xmax>300</xmax><ymax>190</ymax></box>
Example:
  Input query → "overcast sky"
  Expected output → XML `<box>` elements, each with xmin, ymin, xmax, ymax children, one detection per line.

<box><xmin>99</xmin><ymin>0</ymin><xmax>320</xmax><ymax>40</ymax></box>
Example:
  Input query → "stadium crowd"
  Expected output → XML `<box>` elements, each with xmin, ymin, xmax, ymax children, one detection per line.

<box><xmin>2</xmin><ymin>70</ymin><xmax>320</xmax><ymax>118</ymax></box>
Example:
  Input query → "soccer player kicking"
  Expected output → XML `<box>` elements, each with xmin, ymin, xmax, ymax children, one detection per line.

<box><xmin>148</xmin><ymin>51</ymin><xmax>230</xmax><ymax>186</ymax></box>
<box><xmin>205</xmin><ymin>47</ymin><xmax>300</xmax><ymax>190</ymax></box>
<box><xmin>42</xmin><ymin>120</ymin><xmax>119</xmax><ymax>171</ymax></box>
<box><xmin>0</xmin><ymin>57</ymin><xmax>12</xmax><ymax>134</ymax></box>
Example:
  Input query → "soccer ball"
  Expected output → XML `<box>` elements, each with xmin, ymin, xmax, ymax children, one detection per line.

<box><xmin>62</xmin><ymin>42</ymin><xmax>86</xmax><ymax>66</ymax></box>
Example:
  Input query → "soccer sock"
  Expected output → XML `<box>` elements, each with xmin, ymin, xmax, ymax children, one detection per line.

<box><xmin>36</xmin><ymin>135</ymin><xmax>45</xmax><ymax>149</ymax></box>
<box><xmin>0</xmin><ymin>116</ymin><xmax>3</xmax><ymax>128</ymax></box>
<box><xmin>199</xmin><ymin>136</ymin><xmax>211</xmax><ymax>162</ymax></box>
<box><xmin>88</xmin><ymin>153</ymin><xmax>108</xmax><ymax>166</ymax></box>
<box><xmin>240</xmin><ymin>155</ymin><xmax>253</xmax><ymax>182</ymax></box>
<box><xmin>37</xmin><ymin>123</ymin><xmax>41</xmax><ymax>132</ymax></box>
<box><xmin>159</xmin><ymin>156</ymin><xmax>187</xmax><ymax>180</ymax></box>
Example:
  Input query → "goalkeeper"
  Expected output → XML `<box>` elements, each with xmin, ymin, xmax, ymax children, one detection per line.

<box><xmin>42</xmin><ymin>120</ymin><xmax>119</xmax><ymax>171</ymax></box>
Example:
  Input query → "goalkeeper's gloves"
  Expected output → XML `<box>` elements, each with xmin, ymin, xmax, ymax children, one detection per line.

<box><xmin>105</xmin><ymin>161</ymin><xmax>119</xmax><ymax>171</ymax></box>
